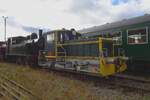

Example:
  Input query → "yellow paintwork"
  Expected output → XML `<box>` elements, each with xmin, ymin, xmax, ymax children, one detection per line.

<box><xmin>98</xmin><ymin>38</ymin><xmax>127</xmax><ymax>76</ymax></box>
<box><xmin>45</xmin><ymin>55</ymin><xmax>99</xmax><ymax>59</ymax></box>
<box><xmin>57</xmin><ymin>41</ymin><xmax>99</xmax><ymax>46</ymax></box>
<box><xmin>99</xmin><ymin>61</ymin><xmax>127</xmax><ymax>76</ymax></box>
<box><xmin>45</xmin><ymin>56</ymin><xmax>56</xmax><ymax>58</ymax></box>
<box><xmin>119</xmin><ymin>62</ymin><xmax>127</xmax><ymax>72</ymax></box>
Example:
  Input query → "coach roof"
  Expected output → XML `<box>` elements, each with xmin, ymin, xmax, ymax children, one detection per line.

<box><xmin>79</xmin><ymin>14</ymin><xmax>150</xmax><ymax>34</ymax></box>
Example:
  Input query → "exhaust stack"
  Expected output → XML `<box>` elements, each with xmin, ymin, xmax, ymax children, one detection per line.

<box><xmin>39</xmin><ymin>29</ymin><xmax>43</xmax><ymax>38</ymax></box>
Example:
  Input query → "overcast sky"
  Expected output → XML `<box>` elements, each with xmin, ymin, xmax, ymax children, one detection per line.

<box><xmin>0</xmin><ymin>0</ymin><xmax>149</xmax><ymax>41</ymax></box>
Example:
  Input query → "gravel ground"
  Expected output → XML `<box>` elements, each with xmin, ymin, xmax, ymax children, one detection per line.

<box><xmin>0</xmin><ymin>63</ymin><xmax>149</xmax><ymax>100</ymax></box>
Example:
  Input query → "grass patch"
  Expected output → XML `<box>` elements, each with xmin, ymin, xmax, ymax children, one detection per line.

<box><xmin>0</xmin><ymin>62</ymin><xmax>148</xmax><ymax>100</ymax></box>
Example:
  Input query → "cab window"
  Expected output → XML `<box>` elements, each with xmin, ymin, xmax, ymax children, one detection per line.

<box><xmin>47</xmin><ymin>33</ymin><xmax>54</xmax><ymax>42</ymax></box>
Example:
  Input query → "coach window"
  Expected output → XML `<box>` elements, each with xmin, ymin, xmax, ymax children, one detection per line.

<box><xmin>47</xmin><ymin>33</ymin><xmax>54</xmax><ymax>43</ymax></box>
<box><xmin>127</xmin><ymin>27</ymin><xmax>148</xmax><ymax>44</ymax></box>
<box><xmin>112</xmin><ymin>32</ymin><xmax>122</xmax><ymax>45</ymax></box>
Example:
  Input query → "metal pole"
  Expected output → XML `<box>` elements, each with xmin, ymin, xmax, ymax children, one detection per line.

<box><xmin>2</xmin><ymin>16</ymin><xmax>8</xmax><ymax>42</ymax></box>
<box><xmin>4</xmin><ymin>18</ymin><xmax>6</xmax><ymax>41</ymax></box>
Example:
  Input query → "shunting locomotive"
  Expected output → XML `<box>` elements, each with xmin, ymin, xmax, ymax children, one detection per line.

<box><xmin>38</xmin><ymin>29</ymin><xmax>127</xmax><ymax>76</ymax></box>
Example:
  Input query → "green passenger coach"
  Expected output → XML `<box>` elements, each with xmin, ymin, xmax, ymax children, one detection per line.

<box><xmin>79</xmin><ymin>14</ymin><xmax>150</xmax><ymax>71</ymax></box>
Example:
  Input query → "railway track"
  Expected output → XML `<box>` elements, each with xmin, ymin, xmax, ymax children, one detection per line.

<box><xmin>109</xmin><ymin>74</ymin><xmax>150</xmax><ymax>92</ymax></box>
<box><xmin>0</xmin><ymin>74</ymin><xmax>41</xmax><ymax>100</ymax></box>
<box><xmin>46</xmin><ymin>68</ymin><xmax>150</xmax><ymax>93</ymax></box>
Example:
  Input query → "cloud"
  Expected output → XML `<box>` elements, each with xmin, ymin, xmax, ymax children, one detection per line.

<box><xmin>68</xmin><ymin>0</ymin><xmax>149</xmax><ymax>28</ymax></box>
<box><xmin>69</xmin><ymin>0</ymin><xmax>99</xmax><ymax>13</ymax></box>
<box><xmin>21</xmin><ymin>26</ymin><xmax>38</xmax><ymax>33</ymax></box>
<box><xmin>68</xmin><ymin>0</ymin><xmax>109</xmax><ymax>25</ymax></box>
<box><xmin>21</xmin><ymin>25</ymin><xmax>50</xmax><ymax>33</ymax></box>
<box><xmin>5</xmin><ymin>16</ymin><xmax>50</xmax><ymax>36</ymax></box>
<box><xmin>7</xmin><ymin>16</ymin><xmax>20</xmax><ymax>27</ymax></box>
<box><xmin>6</xmin><ymin>16</ymin><xmax>36</xmax><ymax>33</ymax></box>
<box><xmin>0</xmin><ymin>0</ymin><xmax>149</xmax><ymax>41</ymax></box>
<box><xmin>0</xmin><ymin>9</ymin><xmax>7</xmax><ymax>13</ymax></box>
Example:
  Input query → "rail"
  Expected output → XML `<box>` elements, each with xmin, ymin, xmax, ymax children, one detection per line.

<box><xmin>0</xmin><ymin>74</ymin><xmax>41</xmax><ymax>100</ymax></box>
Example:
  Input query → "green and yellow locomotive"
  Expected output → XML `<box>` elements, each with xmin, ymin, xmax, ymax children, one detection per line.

<box><xmin>38</xmin><ymin>29</ymin><xmax>127</xmax><ymax>76</ymax></box>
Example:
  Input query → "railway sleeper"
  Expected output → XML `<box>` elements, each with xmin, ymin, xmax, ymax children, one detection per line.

<box><xmin>2</xmin><ymin>82</ymin><xmax>30</xmax><ymax>99</ymax></box>
<box><xmin>0</xmin><ymin>75</ymin><xmax>41</xmax><ymax>100</ymax></box>
<box><xmin>0</xmin><ymin>83</ymin><xmax>20</xmax><ymax>100</ymax></box>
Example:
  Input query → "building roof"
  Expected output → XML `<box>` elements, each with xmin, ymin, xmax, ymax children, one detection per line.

<box><xmin>79</xmin><ymin>14</ymin><xmax>150</xmax><ymax>35</ymax></box>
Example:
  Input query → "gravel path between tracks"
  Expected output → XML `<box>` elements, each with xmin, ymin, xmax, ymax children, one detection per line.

<box><xmin>0</xmin><ymin>63</ymin><xmax>149</xmax><ymax>100</ymax></box>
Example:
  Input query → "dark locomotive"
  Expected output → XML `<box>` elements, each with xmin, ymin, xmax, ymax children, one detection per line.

<box><xmin>5</xmin><ymin>30</ymin><xmax>43</xmax><ymax>66</ymax></box>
